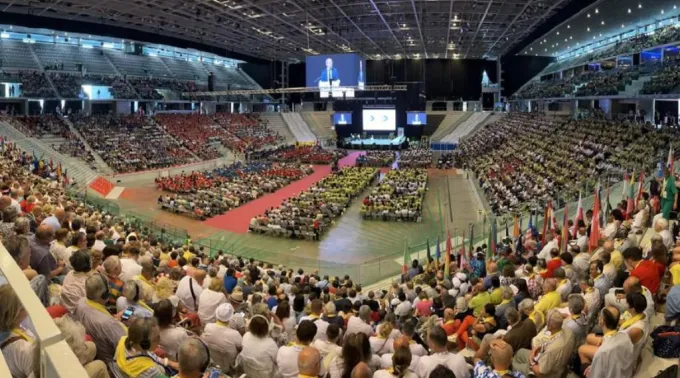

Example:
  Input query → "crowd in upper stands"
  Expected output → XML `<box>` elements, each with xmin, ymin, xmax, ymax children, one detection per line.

<box><xmin>250</xmin><ymin>167</ymin><xmax>378</xmax><ymax>240</ymax></box>
<box><xmin>361</xmin><ymin>169</ymin><xmax>427</xmax><ymax>222</ymax></box>
<box><xmin>641</xmin><ymin>55</ymin><xmax>680</xmax><ymax>95</ymax></box>
<box><xmin>254</xmin><ymin>145</ymin><xmax>347</xmax><ymax>165</ymax></box>
<box><xmin>71</xmin><ymin>114</ymin><xmax>196</xmax><ymax>173</ymax></box>
<box><xmin>455</xmin><ymin>113</ymin><xmax>680</xmax><ymax>214</ymax></box>
<box><xmin>356</xmin><ymin>151</ymin><xmax>396</xmax><ymax>168</ymax></box>
<box><xmin>156</xmin><ymin>162</ymin><xmax>314</xmax><ymax>219</ymax></box>
<box><xmin>2</xmin><ymin>109</ymin><xmax>680</xmax><ymax>378</ymax></box>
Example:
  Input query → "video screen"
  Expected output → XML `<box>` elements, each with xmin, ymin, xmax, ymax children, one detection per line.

<box><xmin>306</xmin><ymin>54</ymin><xmax>366</xmax><ymax>98</ymax></box>
<box><xmin>407</xmin><ymin>112</ymin><xmax>427</xmax><ymax>125</ymax></box>
<box><xmin>363</xmin><ymin>109</ymin><xmax>396</xmax><ymax>131</ymax></box>
<box><xmin>333</xmin><ymin>112</ymin><xmax>352</xmax><ymax>125</ymax></box>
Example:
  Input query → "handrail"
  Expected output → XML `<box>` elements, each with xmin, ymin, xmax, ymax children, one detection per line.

<box><xmin>0</xmin><ymin>243</ymin><xmax>88</xmax><ymax>378</ymax></box>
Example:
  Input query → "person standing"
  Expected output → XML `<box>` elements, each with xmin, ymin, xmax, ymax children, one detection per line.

<box><xmin>661</xmin><ymin>168</ymin><xmax>677</xmax><ymax>220</ymax></box>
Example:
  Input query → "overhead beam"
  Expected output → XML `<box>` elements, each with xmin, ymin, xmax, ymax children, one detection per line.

<box><xmin>327</xmin><ymin>0</ymin><xmax>386</xmax><ymax>57</ymax></box>
<box><xmin>464</xmin><ymin>0</ymin><xmax>494</xmax><ymax>58</ymax></box>
<box><xmin>367</xmin><ymin>0</ymin><xmax>406</xmax><ymax>56</ymax></box>
<box><xmin>410</xmin><ymin>0</ymin><xmax>427</xmax><ymax>58</ymax></box>
<box><xmin>444</xmin><ymin>0</ymin><xmax>457</xmax><ymax>58</ymax></box>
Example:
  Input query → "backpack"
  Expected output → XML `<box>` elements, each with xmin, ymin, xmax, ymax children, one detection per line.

<box><xmin>651</xmin><ymin>325</ymin><xmax>680</xmax><ymax>358</ymax></box>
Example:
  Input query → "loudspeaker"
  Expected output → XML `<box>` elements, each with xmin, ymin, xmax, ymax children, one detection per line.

<box><xmin>208</xmin><ymin>73</ymin><xmax>215</xmax><ymax>92</ymax></box>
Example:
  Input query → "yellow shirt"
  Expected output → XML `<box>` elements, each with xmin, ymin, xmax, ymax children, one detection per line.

<box><xmin>183</xmin><ymin>251</ymin><xmax>196</xmax><ymax>261</ymax></box>
<box><xmin>159</xmin><ymin>252</ymin><xmax>170</xmax><ymax>261</ymax></box>
<box><xmin>610</xmin><ymin>250</ymin><xmax>624</xmax><ymax>270</ymax></box>
<box><xmin>469</xmin><ymin>292</ymin><xmax>491</xmax><ymax>317</ymax></box>
<box><xmin>670</xmin><ymin>264</ymin><xmax>680</xmax><ymax>286</ymax></box>
<box><xmin>490</xmin><ymin>287</ymin><xmax>503</xmax><ymax>305</ymax></box>
<box><xmin>535</xmin><ymin>291</ymin><xmax>562</xmax><ymax>315</ymax></box>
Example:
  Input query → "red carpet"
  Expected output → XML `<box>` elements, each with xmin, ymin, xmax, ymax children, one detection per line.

<box><xmin>204</xmin><ymin>152</ymin><xmax>363</xmax><ymax>233</ymax></box>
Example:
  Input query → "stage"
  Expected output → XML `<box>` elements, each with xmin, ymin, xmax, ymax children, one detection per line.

<box><xmin>343</xmin><ymin>135</ymin><xmax>407</xmax><ymax>149</ymax></box>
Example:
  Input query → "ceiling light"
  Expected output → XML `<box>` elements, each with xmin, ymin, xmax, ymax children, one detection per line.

<box><xmin>675</xmin><ymin>5</ymin><xmax>678</xmax><ymax>10</ymax></box>
<box><xmin>628</xmin><ymin>8</ymin><xmax>631</xmax><ymax>13</ymax></box>
<box><xmin>639</xmin><ymin>4</ymin><xmax>642</xmax><ymax>8</ymax></box>
<box><xmin>530</xmin><ymin>47</ymin><xmax>533</xmax><ymax>51</ymax></box>
<box><xmin>601</xmin><ymin>21</ymin><xmax>605</xmax><ymax>25</ymax></box>
<box><xmin>545</xmin><ymin>48</ymin><xmax>547</xmax><ymax>52</ymax></box>
<box><xmin>557</xmin><ymin>31</ymin><xmax>560</xmax><ymax>35</ymax></box>
<box><xmin>662</xmin><ymin>10</ymin><xmax>665</xmax><ymax>14</ymax></box>
<box><xmin>587</xmin><ymin>27</ymin><xmax>590</xmax><ymax>31</ymax></box>
<box><xmin>543</xmin><ymin>39</ymin><xmax>547</xmax><ymax>43</ymax></box>
<box><xmin>587</xmin><ymin>13</ymin><xmax>591</xmax><ymax>18</ymax></box>
<box><xmin>599</xmin><ymin>33</ymin><xmax>602</xmax><ymax>37</ymax></box>
<box><xmin>622</xmin><ymin>24</ymin><xmax>625</xmax><ymax>28</ymax></box>
<box><xmin>565</xmin><ymin>38</ymin><xmax>567</xmax><ymax>42</ymax></box>
<box><xmin>567</xmin><ymin>25</ymin><xmax>571</xmax><ymax>29</ymax></box>
<box><xmin>595</xmin><ymin>8</ymin><xmax>599</xmax><ymax>13</ymax></box>
<box><xmin>570</xmin><ymin>36</ymin><xmax>573</xmax><ymax>39</ymax></box>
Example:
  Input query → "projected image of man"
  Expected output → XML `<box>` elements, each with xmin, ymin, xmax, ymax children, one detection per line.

<box><xmin>320</xmin><ymin>58</ymin><xmax>339</xmax><ymax>86</ymax></box>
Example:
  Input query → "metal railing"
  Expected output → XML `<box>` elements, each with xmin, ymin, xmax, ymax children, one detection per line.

<box><xmin>0</xmin><ymin>244</ymin><xmax>87</xmax><ymax>378</ymax></box>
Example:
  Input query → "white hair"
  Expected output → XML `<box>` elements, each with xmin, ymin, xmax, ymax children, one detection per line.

<box><xmin>656</xmin><ymin>218</ymin><xmax>669</xmax><ymax>230</ymax></box>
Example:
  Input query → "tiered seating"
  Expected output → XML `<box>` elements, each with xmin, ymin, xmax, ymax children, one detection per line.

<box><xmin>455</xmin><ymin>113</ymin><xmax>678</xmax><ymax>214</ymax></box>
<box><xmin>156</xmin><ymin>162</ymin><xmax>314</xmax><ymax>219</ymax></box>
<box><xmin>252</xmin><ymin>145</ymin><xmax>347</xmax><ymax>165</ymax></box>
<box><xmin>33</xmin><ymin>43</ymin><xmax>112</xmax><ymax>74</ymax></box>
<box><xmin>9</xmin><ymin>71</ymin><xmax>56</xmax><ymax>98</ymax></box>
<box><xmin>398</xmin><ymin>148</ymin><xmax>433</xmax><ymax>168</ymax></box>
<box><xmin>105</xmin><ymin>50</ymin><xmax>172</xmax><ymax>78</ymax></box>
<box><xmin>641</xmin><ymin>56</ymin><xmax>680</xmax><ymax>94</ymax></box>
<box><xmin>161</xmin><ymin>57</ymin><xmax>208</xmax><ymax>81</ymax></box>
<box><xmin>128</xmin><ymin>77</ymin><xmax>198</xmax><ymax>100</ymax></box>
<box><xmin>301</xmin><ymin>112</ymin><xmax>335</xmax><ymax>140</ymax></box>
<box><xmin>155</xmin><ymin>114</ymin><xmax>226</xmax><ymax>160</ymax></box>
<box><xmin>250</xmin><ymin>166</ymin><xmax>378</xmax><ymax>240</ymax></box>
<box><xmin>215</xmin><ymin>113</ymin><xmax>285</xmax><ymax>152</ymax></box>
<box><xmin>0</xmin><ymin>39</ymin><xmax>39</xmax><ymax>70</ymax></box>
<box><xmin>71</xmin><ymin>114</ymin><xmax>195</xmax><ymax>173</ymax></box>
<box><xmin>430</xmin><ymin>112</ymin><xmax>471</xmax><ymax>141</ymax></box>
<box><xmin>441</xmin><ymin>112</ymin><xmax>491</xmax><ymax>144</ymax></box>
<box><xmin>203</xmin><ymin>64</ymin><xmax>254</xmax><ymax>89</ymax></box>
<box><xmin>361</xmin><ymin>168</ymin><xmax>427</xmax><ymax>222</ymax></box>
<box><xmin>7</xmin><ymin>115</ymin><xmax>69</xmax><ymax>138</ymax></box>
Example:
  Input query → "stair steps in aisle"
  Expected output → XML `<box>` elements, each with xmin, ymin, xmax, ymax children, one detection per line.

<box><xmin>62</xmin><ymin>118</ymin><xmax>115</xmax><ymax>175</ymax></box>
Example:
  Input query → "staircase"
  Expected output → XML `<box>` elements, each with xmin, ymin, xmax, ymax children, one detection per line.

<box><xmin>281</xmin><ymin>113</ymin><xmax>316</xmax><ymax>143</ymax></box>
<box><xmin>62</xmin><ymin>119</ymin><xmax>114</xmax><ymax>175</ymax></box>
<box><xmin>261</xmin><ymin>113</ymin><xmax>296</xmax><ymax>143</ymax></box>
<box><xmin>0</xmin><ymin>120</ymin><xmax>98</xmax><ymax>186</ymax></box>
<box><xmin>619</xmin><ymin>75</ymin><xmax>652</xmax><ymax>97</ymax></box>
<box><xmin>441</xmin><ymin>112</ymin><xmax>492</xmax><ymax>144</ymax></box>
<box><xmin>459</xmin><ymin>113</ymin><xmax>505</xmax><ymax>143</ymax></box>
<box><xmin>431</xmin><ymin>112</ymin><xmax>472</xmax><ymax>141</ymax></box>
<box><xmin>302</xmin><ymin>112</ymin><xmax>334</xmax><ymax>140</ymax></box>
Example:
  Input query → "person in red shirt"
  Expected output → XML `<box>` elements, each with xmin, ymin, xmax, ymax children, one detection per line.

<box><xmin>545</xmin><ymin>248</ymin><xmax>562</xmax><ymax>278</ymax></box>
<box><xmin>624</xmin><ymin>246</ymin><xmax>661</xmax><ymax>294</ymax></box>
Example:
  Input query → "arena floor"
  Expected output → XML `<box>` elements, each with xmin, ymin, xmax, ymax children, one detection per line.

<box><xmin>110</xmin><ymin>160</ymin><xmax>481</xmax><ymax>284</ymax></box>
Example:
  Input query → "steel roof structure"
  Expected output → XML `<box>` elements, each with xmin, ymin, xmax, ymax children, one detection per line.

<box><xmin>0</xmin><ymin>0</ymin><xmax>573</xmax><ymax>61</ymax></box>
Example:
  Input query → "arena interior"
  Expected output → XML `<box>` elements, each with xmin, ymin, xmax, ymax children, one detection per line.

<box><xmin>0</xmin><ymin>0</ymin><xmax>679</xmax><ymax>377</ymax></box>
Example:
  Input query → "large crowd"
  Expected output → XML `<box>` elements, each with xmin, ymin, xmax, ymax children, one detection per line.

<box><xmin>71</xmin><ymin>114</ymin><xmax>195</xmax><ymax>173</ymax></box>
<box><xmin>454</xmin><ymin>113</ymin><xmax>680</xmax><ymax>214</ymax></box>
<box><xmin>515</xmin><ymin>66</ymin><xmax>640</xmax><ymax>100</ymax></box>
<box><xmin>1</xmin><ymin>112</ymin><xmax>680</xmax><ymax>378</ymax></box>
<box><xmin>356</xmin><ymin>151</ymin><xmax>396</xmax><ymax>168</ymax></box>
<box><xmin>156</xmin><ymin>162</ymin><xmax>314</xmax><ymax>219</ymax></box>
<box><xmin>250</xmin><ymin>167</ymin><xmax>378</xmax><ymax>240</ymax></box>
<box><xmin>361</xmin><ymin>169</ymin><xmax>427</xmax><ymax>222</ymax></box>
<box><xmin>399</xmin><ymin>149</ymin><xmax>433</xmax><ymax>169</ymax></box>
<box><xmin>641</xmin><ymin>56</ymin><xmax>680</xmax><ymax>95</ymax></box>
<box><xmin>254</xmin><ymin>145</ymin><xmax>348</xmax><ymax>165</ymax></box>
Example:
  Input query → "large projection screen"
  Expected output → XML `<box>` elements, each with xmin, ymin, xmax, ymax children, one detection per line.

<box><xmin>363</xmin><ymin>109</ymin><xmax>396</xmax><ymax>131</ymax></box>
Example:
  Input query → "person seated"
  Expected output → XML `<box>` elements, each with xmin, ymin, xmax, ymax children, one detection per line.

<box><xmin>61</xmin><ymin>250</ymin><xmax>94</xmax><ymax>313</ymax></box>
<box><xmin>116</xmin><ymin>280</ymin><xmax>155</xmax><ymax>319</ymax></box>
<box><xmin>0</xmin><ymin>285</ymin><xmax>39</xmax><ymax>378</ymax></box>
<box><xmin>472</xmin><ymin>339</ymin><xmax>523</xmax><ymax>378</ymax></box>
<box><xmin>415</xmin><ymin>326</ymin><xmax>468</xmax><ymax>378</ymax></box>
<box><xmin>111</xmin><ymin>317</ymin><xmax>178</xmax><ymax>377</ymax></box>
<box><xmin>54</xmin><ymin>315</ymin><xmax>110</xmax><ymax>378</ymax></box>
<box><xmin>155</xmin><ymin>299</ymin><xmax>192</xmax><ymax>361</ymax></box>
<box><xmin>201</xmin><ymin>303</ymin><xmax>242</xmax><ymax>374</ymax></box>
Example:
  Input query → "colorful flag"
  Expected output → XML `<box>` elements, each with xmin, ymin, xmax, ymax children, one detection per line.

<box><xmin>668</xmin><ymin>145</ymin><xmax>675</xmax><ymax>174</ymax></box>
<box><xmin>402</xmin><ymin>247</ymin><xmax>409</xmax><ymax>275</ymax></box>
<box><xmin>561</xmin><ymin>205</ymin><xmax>569</xmax><ymax>252</ymax></box>
<box><xmin>487</xmin><ymin>217</ymin><xmax>497</xmax><ymax>260</ymax></box>
<box><xmin>445</xmin><ymin>231</ymin><xmax>452</xmax><ymax>277</ymax></box>
<box><xmin>622</xmin><ymin>172</ymin><xmax>629</xmax><ymax>199</ymax></box>
<box><xmin>513</xmin><ymin>215</ymin><xmax>520</xmax><ymax>238</ymax></box>
<box><xmin>425</xmin><ymin>238</ymin><xmax>432</xmax><ymax>270</ymax></box>
<box><xmin>541</xmin><ymin>204</ymin><xmax>549</xmax><ymax>245</ymax></box>
<box><xmin>636</xmin><ymin>171</ymin><xmax>645</xmax><ymax>203</ymax></box>
<box><xmin>49</xmin><ymin>157</ymin><xmax>53</xmax><ymax>169</ymax></box>
<box><xmin>468</xmin><ymin>224</ymin><xmax>474</xmax><ymax>260</ymax></box>
<box><xmin>435</xmin><ymin>236</ymin><xmax>441</xmax><ymax>270</ymax></box>
<box><xmin>572</xmin><ymin>191</ymin><xmax>583</xmax><ymax>238</ymax></box>
<box><xmin>589</xmin><ymin>182</ymin><xmax>601</xmax><ymax>252</ymax></box>
<box><xmin>626</xmin><ymin>172</ymin><xmax>635</xmax><ymax>219</ymax></box>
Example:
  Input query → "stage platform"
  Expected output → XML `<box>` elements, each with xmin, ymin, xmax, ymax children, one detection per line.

<box><xmin>345</xmin><ymin>135</ymin><xmax>406</xmax><ymax>146</ymax></box>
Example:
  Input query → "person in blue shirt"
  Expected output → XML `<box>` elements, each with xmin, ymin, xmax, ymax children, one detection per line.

<box><xmin>223</xmin><ymin>268</ymin><xmax>238</xmax><ymax>294</ymax></box>
<box><xmin>266</xmin><ymin>286</ymin><xmax>278</xmax><ymax>310</ymax></box>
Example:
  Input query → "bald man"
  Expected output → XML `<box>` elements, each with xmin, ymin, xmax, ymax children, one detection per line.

<box><xmin>380</xmin><ymin>336</ymin><xmax>421</xmax><ymax>372</ymax></box>
<box><xmin>472</xmin><ymin>339</ymin><xmax>522</xmax><ymax>377</ymax></box>
<box><xmin>176</xmin><ymin>269</ymin><xmax>205</xmax><ymax>311</ymax></box>
<box><xmin>604</xmin><ymin>276</ymin><xmax>655</xmax><ymax>320</ymax></box>
<box><xmin>41</xmin><ymin>208</ymin><xmax>66</xmax><ymax>231</ymax></box>
<box><xmin>351</xmin><ymin>362</ymin><xmax>371</xmax><ymax>378</ymax></box>
<box><xmin>513</xmin><ymin>310</ymin><xmax>575</xmax><ymax>377</ymax></box>
<box><xmin>298</xmin><ymin>346</ymin><xmax>321</xmax><ymax>378</ymax></box>
<box><xmin>534</xmin><ymin>278</ymin><xmax>561</xmax><ymax>316</ymax></box>
<box><xmin>29</xmin><ymin>224</ymin><xmax>63</xmax><ymax>280</ymax></box>
<box><xmin>177</xmin><ymin>338</ymin><xmax>211</xmax><ymax>378</ymax></box>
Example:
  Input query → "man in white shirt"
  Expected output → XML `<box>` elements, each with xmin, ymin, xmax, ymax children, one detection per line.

<box><xmin>394</xmin><ymin>292</ymin><xmax>413</xmax><ymax>317</ymax></box>
<box><xmin>202</xmin><ymin>303</ymin><xmax>243</xmax><ymax>373</ymax></box>
<box><xmin>538</xmin><ymin>234</ymin><xmax>558</xmax><ymax>260</ymax></box>
<box><xmin>92</xmin><ymin>231</ymin><xmax>106</xmax><ymax>253</ymax></box>
<box><xmin>176</xmin><ymin>270</ymin><xmax>206</xmax><ymax>312</ymax></box>
<box><xmin>587</xmin><ymin>306</ymin><xmax>634</xmax><ymax>378</ymax></box>
<box><xmin>119</xmin><ymin>246</ymin><xmax>142</xmax><ymax>282</ymax></box>
<box><xmin>312</xmin><ymin>324</ymin><xmax>342</xmax><ymax>360</ymax></box>
<box><xmin>655</xmin><ymin>218</ymin><xmax>673</xmax><ymax>250</ymax></box>
<box><xmin>416</xmin><ymin>325</ymin><xmax>470</xmax><ymax>378</ymax></box>
<box><xmin>299</xmin><ymin>299</ymin><xmax>330</xmax><ymax>341</ymax></box>
<box><xmin>345</xmin><ymin>305</ymin><xmax>373</xmax><ymax>339</ymax></box>
<box><xmin>576</xmin><ymin>227</ymin><xmax>588</xmax><ymax>252</ymax></box>
<box><xmin>277</xmin><ymin>320</ymin><xmax>317</xmax><ymax>378</ymax></box>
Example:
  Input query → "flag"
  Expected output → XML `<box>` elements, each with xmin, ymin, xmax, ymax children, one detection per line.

<box><xmin>402</xmin><ymin>248</ymin><xmax>409</xmax><ymax>275</ymax></box>
<box><xmin>459</xmin><ymin>231</ymin><xmax>466</xmax><ymax>270</ymax></box>
<box><xmin>49</xmin><ymin>157</ymin><xmax>53</xmax><ymax>169</ymax></box>
<box><xmin>425</xmin><ymin>238</ymin><xmax>432</xmax><ymax>270</ymax></box>
<box><xmin>468</xmin><ymin>224</ymin><xmax>474</xmax><ymax>261</ymax></box>
<box><xmin>589</xmin><ymin>182</ymin><xmax>601</xmax><ymax>252</ymax></box>
<box><xmin>572</xmin><ymin>191</ymin><xmax>584</xmax><ymax>238</ymax></box>
<box><xmin>668</xmin><ymin>145</ymin><xmax>675</xmax><ymax>174</ymax></box>
<box><xmin>658</xmin><ymin>159</ymin><xmax>665</xmax><ymax>179</ymax></box>
<box><xmin>488</xmin><ymin>217</ymin><xmax>497</xmax><ymax>260</ymax></box>
<box><xmin>541</xmin><ymin>204</ymin><xmax>549</xmax><ymax>245</ymax></box>
<box><xmin>505</xmin><ymin>220</ymin><xmax>509</xmax><ymax>239</ymax></box>
<box><xmin>636</xmin><ymin>171</ymin><xmax>645</xmax><ymax>202</ymax></box>
<box><xmin>622</xmin><ymin>172</ymin><xmax>629</xmax><ymax>198</ymax></box>
<box><xmin>561</xmin><ymin>205</ymin><xmax>569</xmax><ymax>252</ymax></box>
<box><xmin>56</xmin><ymin>162</ymin><xmax>62</xmax><ymax>179</ymax></box>
<box><xmin>513</xmin><ymin>215</ymin><xmax>520</xmax><ymax>238</ymax></box>
<box><xmin>435</xmin><ymin>236</ymin><xmax>441</xmax><ymax>270</ymax></box>
<box><xmin>445</xmin><ymin>231</ymin><xmax>452</xmax><ymax>277</ymax></box>
<box><xmin>626</xmin><ymin>172</ymin><xmax>635</xmax><ymax>219</ymax></box>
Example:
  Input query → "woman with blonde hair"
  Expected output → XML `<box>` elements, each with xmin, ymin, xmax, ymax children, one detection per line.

<box><xmin>373</xmin><ymin>346</ymin><xmax>415</xmax><ymax>378</ymax></box>
<box><xmin>369</xmin><ymin>320</ymin><xmax>394</xmax><ymax>355</ymax></box>
<box><xmin>198</xmin><ymin>277</ymin><xmax>227</xmax><ymax>325</ymax></box>
<box><xmin>0</xmin><ymin>285</ymin><xmax>39</xmax><ymax>378</ymax></box>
